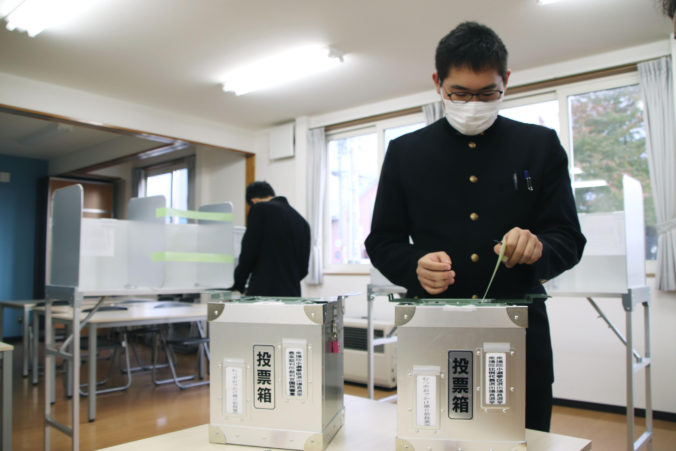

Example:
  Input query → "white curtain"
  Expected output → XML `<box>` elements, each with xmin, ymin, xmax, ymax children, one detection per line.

<box><xmin>423</xmin><ymin>101</ymin><xmax>444</xmax><ymax>124</ymax></box>
<box><xmin>305</xmin><ymin>127</ymin><xmax>326</xmax><ymax>285</ymax></box>
<box><xmin>638</xmin><ymin>56</ymin><xmax>676</xmax><ymax>291</ymax></box>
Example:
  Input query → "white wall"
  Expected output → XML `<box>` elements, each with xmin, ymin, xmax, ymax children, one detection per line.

<box><xmin>549</xmin><ymin>278</ymin><xmax>676</xmax><ymax>413</ymax></box>
<box><xmin>195</xmin><ymin>145</ymin><xmax>247</xmax><ymax>226</ymax></box>
<box><xmin>250</xmin><ymin>116</ymin><xmax>310</xmax><ymax>217</ymax></box>
<box><xmin>91</xmin><ymin>160</ymin><xmax>134</xmax><ymax>218</ymax></box>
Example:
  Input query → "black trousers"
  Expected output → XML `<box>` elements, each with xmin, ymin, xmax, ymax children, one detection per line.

<box><xmin>525</xmin><ymin>301</ymin><xmax>554</xmax><ymax>432</ymax></box>
<box><xmin>526</xmin><ymin>377</ymin><xmax>553</xmax><ymax>431</ymax></box>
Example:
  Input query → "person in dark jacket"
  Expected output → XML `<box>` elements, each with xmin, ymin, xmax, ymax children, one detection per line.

<box><xmin>233</xmin><ymin>181</ymin><xmax>310</xmax><ymax>297</ymax></box>
<box><xmin>365</xmin><ymin>22</ymin><xmax>586</xmax><ymax>432</ymax></box>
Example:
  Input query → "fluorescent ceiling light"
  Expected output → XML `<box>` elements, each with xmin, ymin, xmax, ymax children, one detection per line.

<box><xmin>137</xmin><ymin>141</ymin><xmax>190</xmax><ymax>160</ymax></box>
<box><xmin>2</xmin><ymin>0</ymin><xmax>96</xmax><ymax>37</ymax></box>
<box><xmin>537</xmin><ymin>0</ymin><xmax>566</xmax><ymax>5</ymax></box>
<box><xmin>17</xmin><ymin>123</ymin><xmax>73</xmax><ymax>146</ymax></box>
<box><xmin>222</xmin><ymin>45</ymin><xmax>344</xmax><ymax>96</ymax></box>
<box><xmin>573</xmin><ymin>179</ymin><xmax>608</xmax><ymax>189</ymax></box>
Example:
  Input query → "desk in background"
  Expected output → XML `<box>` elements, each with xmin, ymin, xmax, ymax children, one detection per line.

<box><xmin>0</xmin><ymin>299</ymin><xmax>42</xmax><ymax>377</ymax></box>
<box><xmin>98</xmin><ymin>395</ymin><xmax>592</xmax><ymax>451</ymax></box>
<box><xmin>37</xmin><ymin>300</ymin><xmax>208</xmax><ymax>422</ymax></box>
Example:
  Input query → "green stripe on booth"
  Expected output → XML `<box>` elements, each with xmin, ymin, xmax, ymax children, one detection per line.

<box><xmin>152</xmin><ymin>252</ymin><xmax>235</xmax><ymax>263</ymax></box>
<box><xmin>156</xmin><ymin>207</ymin><xmax>233</xmax><ymax>222</ymax></box>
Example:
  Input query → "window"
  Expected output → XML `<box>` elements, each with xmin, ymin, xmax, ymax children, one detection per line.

<box><xmin>500</xmin><ymin>94</ymin><xmax>560</xmax><ymax>136</ymax></box>
<box><xmin>501</xmin><ymin>73</ymin><xmax>656</xmax><ymax>260</ymax></box>
<box><xmin>325</xmin><ymin>115</ymin><xmax>425</xmax><ymax>270</ymax></box>
<box><xmin>142</xmin><ymin>159</ymin><xmax>191</xmax><ymax>224</ymax></box>
<box><xmin>567</xmin><ymin>84</ymin><xmax>656</xmax><ymax>259</ymax></box>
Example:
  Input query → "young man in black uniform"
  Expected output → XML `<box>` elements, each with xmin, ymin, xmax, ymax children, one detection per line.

<box><xmin>233</xmin><ymin>181</ymin><xmax>311</xmax><ymax>297</ymax></box>
<box><xmin>365</xmin><ymin>22</ymin><xmax>586</xmax><ymax>432</ymax></box>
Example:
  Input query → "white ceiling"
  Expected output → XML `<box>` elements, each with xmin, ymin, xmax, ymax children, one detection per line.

<box><xmin>0</xmin><ymin>108</ymin><xmax>168</xmax><ymax>160</ymax></box>
<box><xmin>0</xmin><ymin>0</ymin><xmax>672</xmax><ymax>161</ymax></box>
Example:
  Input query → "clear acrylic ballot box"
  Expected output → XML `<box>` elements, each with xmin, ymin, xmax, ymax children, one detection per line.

<box><xmin>208</xmin><ymin>297</ymin><xmax>345</xmax><ymax>451</ymax></box>
<box><xmin>394</xmin><ymin>298</ymin><xmax>529</xmax><ymax>451</ymax></box>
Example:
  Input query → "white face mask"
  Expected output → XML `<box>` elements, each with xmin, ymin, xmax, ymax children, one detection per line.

<box><xmin>442</xmin><ymin>97</ymin><xmax>502</xmax><ymax>136</ymax></box>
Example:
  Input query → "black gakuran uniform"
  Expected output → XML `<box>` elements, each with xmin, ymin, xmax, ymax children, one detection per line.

<box><xmin>233</xmin><ymin>196</ymin><xmax>311</xmax><ymax>297</ymax></box>
<box><xmin>365</xmin><ymin>116</ymin><xmax>586</xmax><ymax>432</ymax></box>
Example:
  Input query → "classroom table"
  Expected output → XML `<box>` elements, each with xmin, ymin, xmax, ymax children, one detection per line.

<box><xmin>98</xmin><ymin>394</ymin><xmax>592</xmax><ymax>451</ymax></box>
<box><xmin>0</xmin><ymin>299</ymin><xmax>42</xmax><ymax>377</ymax></box>
<box><xmin>37</xmin><ymin>300</ymin><xmax>208</xmax><ymax>422</ymax></box>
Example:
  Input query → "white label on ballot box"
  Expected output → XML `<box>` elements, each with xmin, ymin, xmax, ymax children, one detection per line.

<box><xmin>416</xmin><ymin>375</ymin><xmax>437</xmax><ymax>427</ymax></box>
<box><xmin>225</xmin><ymin>366</ymin><xmax>244</xmax><ymax>415</ymax></box>
<box><xmin>485</xmin><ymin>352</ymin><xmax>507</xmax><ymax>405</ymax></box>
<box><xmin>253</xmin><ymin>345</ymin><xmax>275</xmax><ymax>409</ymax></box>
<box><xmin>284</xmin><ymin>341</ymin><xmax>306</xmax><ymax>398</ymax></box>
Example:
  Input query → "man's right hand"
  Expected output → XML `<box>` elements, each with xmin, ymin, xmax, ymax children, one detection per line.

<box><xmin>417</xmin><ymin>251</ymin><xmax>455</xmax><ymax>295</ymax></box>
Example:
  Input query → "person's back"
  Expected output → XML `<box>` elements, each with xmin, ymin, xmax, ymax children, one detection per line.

<box><xmin>240</xmin><ymin>197</ymin><xmax>310</xmax><ymax>296</ymax></box>
<box><xmin>233</xmin><ymin>181</ymin><xmax>310</xmax><ymax>297</ymax></box>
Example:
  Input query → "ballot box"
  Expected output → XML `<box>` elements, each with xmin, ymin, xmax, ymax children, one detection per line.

<box><xmin>394</xmin><ymin>299</ymin><xmax>528</xmax><ymax>451</ymax></box>
<box><xmin>208</xmin><ymin>297</ymin><xmax>345</xmax><ymax>451</ymax></box>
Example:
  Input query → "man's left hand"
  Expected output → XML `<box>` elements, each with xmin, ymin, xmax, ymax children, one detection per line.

<box><xmin>493</xmin><ymin>227</ymin><xmax>542</xmax><ymax>268</ymax></box>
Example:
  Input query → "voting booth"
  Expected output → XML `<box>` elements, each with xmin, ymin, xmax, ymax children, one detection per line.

<box><xmin>45</xmin><ymin>184</ymin><xmax>234</xmax><ymax>451</ymax></box>
<box><xmin>544</xmin><ymin>174</ymin><xmax>653</xmax><ymax>451</ymax></box>
<box><xmin>66</xmin><ymin>194</ymin><xmax>234</xmax><ymax>291</ymax></box>
<box><xmin>544</xmin><ymin>174</ymin><xmax>646</xmax><ymax>295</ymax></box>
<box><xmin>394</xmin><ymin>299</ymin><xmax>528</xmax><ymax>451</ymax></box>
<box><xmin>208</xmin><ymin>297</ymin><xmax>346</xmax><ymax>451</ymax></box>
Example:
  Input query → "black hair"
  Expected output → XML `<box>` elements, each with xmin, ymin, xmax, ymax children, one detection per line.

<box><xmin>662</xmin><ymin>0</ymin><xmax>675</xmax><ymax>18</ymax></box>
<box><xmin>435</xmin><ymin>21</ymin><xmax>508</xmax><ymax>85</ymax></box>
<box><xmin>246</xmin><ymin>181</ymin><xmax>275</xmax><ymax>206</ymax></box>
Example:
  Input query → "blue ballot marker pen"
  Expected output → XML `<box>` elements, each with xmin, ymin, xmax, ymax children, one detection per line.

<box><xmin>523</xmin><ymin>170</ymin><xmax>533</xmax><ymax>191</ymax></box>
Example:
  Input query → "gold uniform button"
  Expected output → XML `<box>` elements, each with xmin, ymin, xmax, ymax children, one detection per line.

<box><xmin>471</xmin><ymin>294</ymin><xmax>479</xmax><ymax>299</ymax></box>
<box><xmin>539</xmin><ymin>279</ymin><xmax>547</xmax><ymax>284</ymax></box>
<box><xmin>469</xmin><ymin>175</ymin><xmax>478</xmax><ymax>183</ymax></box>
<box><xmin>470</xmin><ymin>212</ymin><xmax>479</xmax><ymax>221</ymax></box>
<box><xmin>468</xmin><ymin>141</ymin><xmax>477</xmax><ymax>149</ymax></box>
<box><xmin>471</xmin><ymin>253</ymin><xmax>480</xmax><ymax>263</ymax></box>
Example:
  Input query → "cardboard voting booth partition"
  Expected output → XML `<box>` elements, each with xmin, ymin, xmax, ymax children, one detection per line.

<box><xmin>545</xmin><ymin>174</ymin><xmax>646</xmax><ymax>295</ymax></box>
<box><xmin>51</xmin><ymin>185</ymin><xmax>234</xmax><ymax>293</ymax></box>
<box><xmin>544</xmin><ymin>174</ymin><xmax>653</xmax><ymax>451</ymax></box>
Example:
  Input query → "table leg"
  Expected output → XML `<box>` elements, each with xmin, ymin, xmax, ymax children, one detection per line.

<box><xmin>367</xmin><ymin>288</ymin><xmax>375</xmax><ymax>400</ymax></box>
<box><xmin>72</xmin><ymin>304</ymin><xmax>80</xmax><ymax>450</ymax></box>
<box><xmin>22</xmin><ymin>305</ymin><xmax>30</xmax><ymax>377</ymax></box>
<box><xmin>198</xmin><ymin>321</ymin><xmax>206</xmax><ymax>379</ymax></box>
<box><xmin>2</xmin><ymin>348</ymin><xmax>12</xmax><ymax>451</ymax></box>
<box><xmin>44</xmin><ymin>302</ymin><xmax>53</xmax><ymax>450</ymax></box>
<box><xmin>89</xmin><ymin>323</ymin><xmax>97</xmax><ymax>422</ymax></box>
<box><xmin>66</xmin><ymin>322</ymin><xmax>73</xmax><ymax>398</ymax></box>
<box><xmin>32</xmin><ymin>311</ymin><xmax>39</xmax><ymax>385</ymax></box>
<box><xmin>626</xmin><ymin>309</ymin><xmax>634</xmax><ymax>451</ymax></box>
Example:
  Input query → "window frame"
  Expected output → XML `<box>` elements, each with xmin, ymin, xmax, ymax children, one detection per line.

<box><xmin>323</xmin><ymin>112</ymin><xmax>425</xmax><ymax>274</ymax></box>
<box><xmin>503</xmin><ymin>71</ymin><xmax>656</xmax><ymax>272</ymax></box>
<box><xmin>503</xmin><ymin>72</ymin><xmax>641</xmax><ymax>167</ymax></box>
<box><xmin>138</xmin><ymin>156</ymin><xmax>195</xmax><ymax>221</ymax></box>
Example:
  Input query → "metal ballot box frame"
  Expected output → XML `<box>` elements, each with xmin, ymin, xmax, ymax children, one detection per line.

<box><xmin>208</xmin><ymin>297</ymin><xmax>345</xmax><ymax>451</ymax></box>
<box><xmin>394</xmin><ymin>298</ymin><xmax>529</xmax><ymax>451</ymax></box>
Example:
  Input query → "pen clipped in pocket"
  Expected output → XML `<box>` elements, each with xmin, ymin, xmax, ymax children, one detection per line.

<box><xmin>523</xmin><ymin>170</ymin><xmax>534</xmax><ymax>192</ymax></box>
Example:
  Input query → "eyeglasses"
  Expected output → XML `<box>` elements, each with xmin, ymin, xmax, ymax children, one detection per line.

<box><xmin>442</xmin><ymin>87</ymin><xmax>504</xmax><ymax>104</ymax></box>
